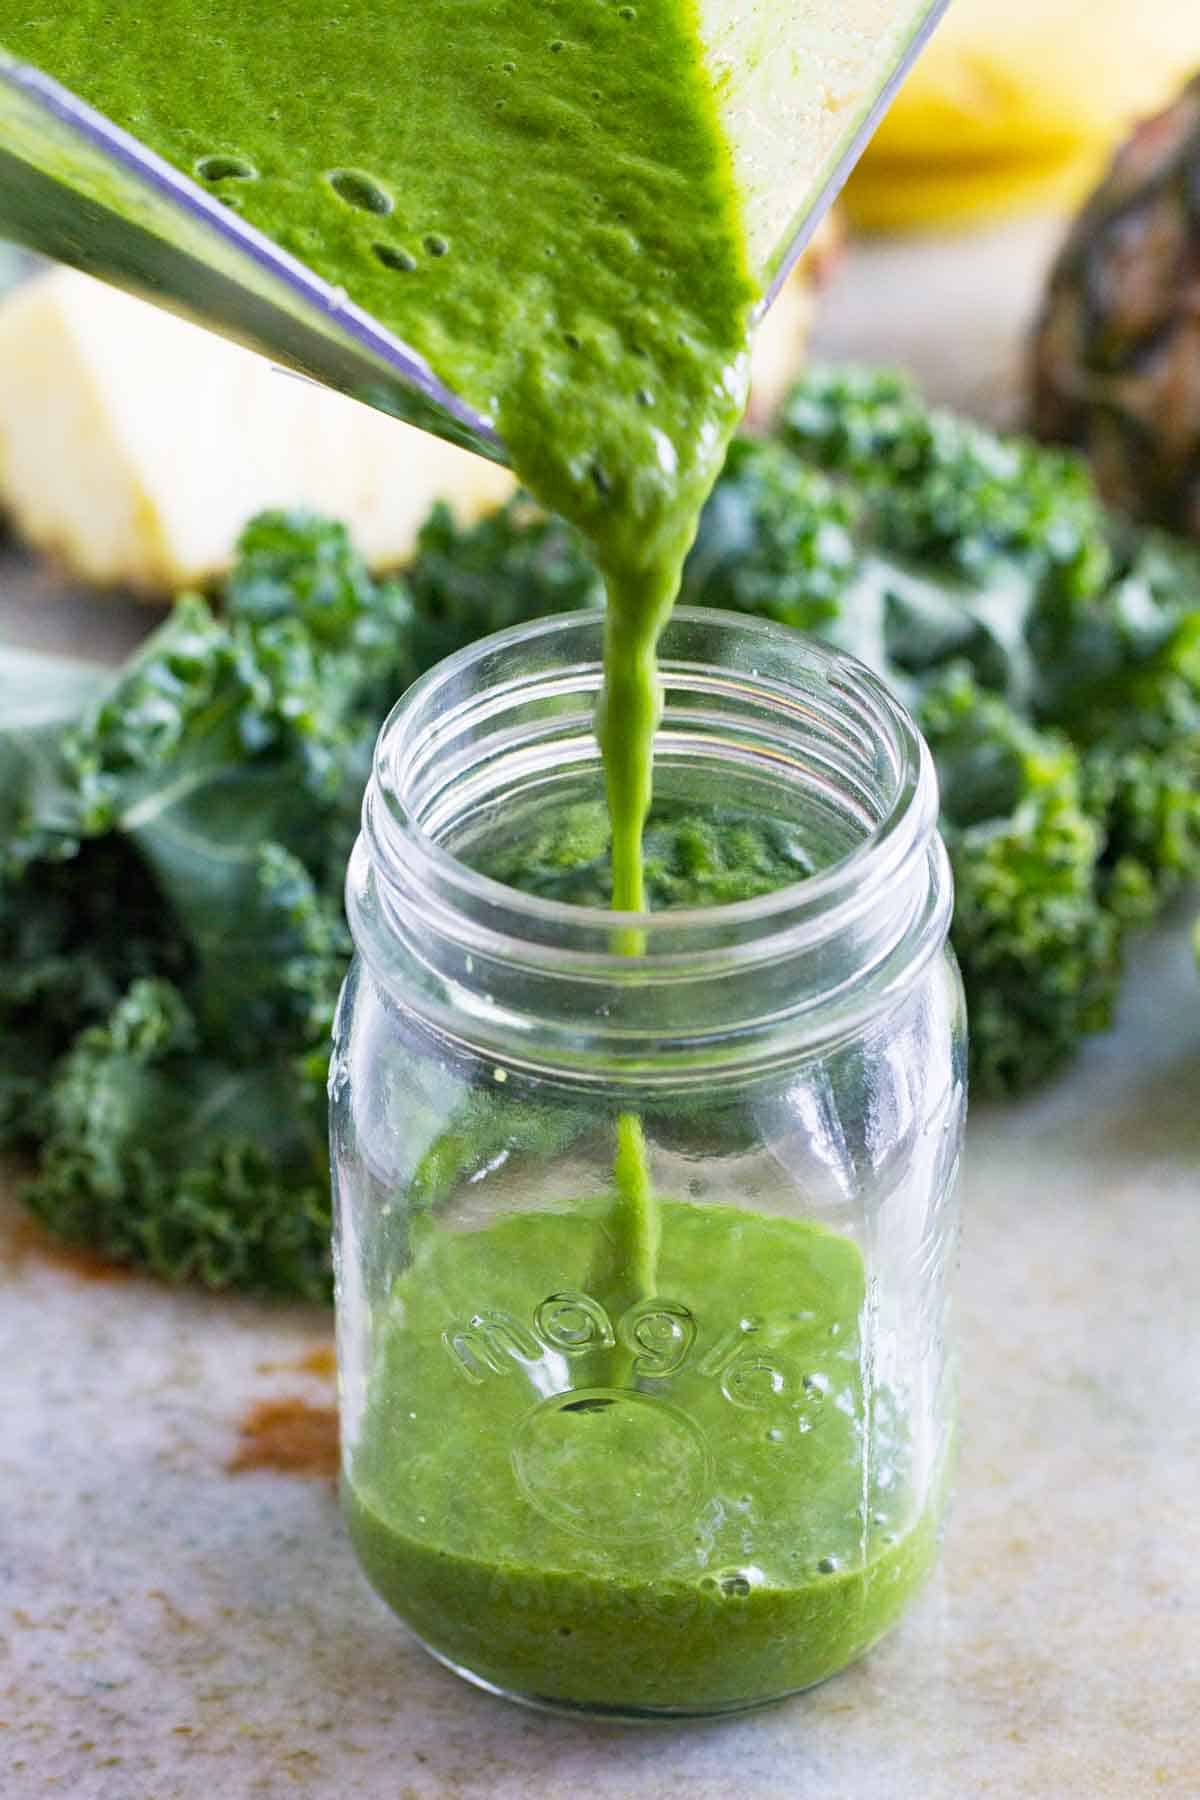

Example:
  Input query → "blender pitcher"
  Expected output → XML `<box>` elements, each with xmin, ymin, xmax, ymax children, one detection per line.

<box><xmin>0</xmin><ymin>1</ymin><xmax>949</xmax><ymax>460</ymax></box>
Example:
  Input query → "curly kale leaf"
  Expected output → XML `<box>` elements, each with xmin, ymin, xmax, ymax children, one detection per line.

<box><xmin>2</xmin><ymin>510</ymin><xmax>411</xmax><ymax>1294</ymax></box>
<box><xmin>0</xmin><ymin>837</ymin><xmax>189</xmax><ymax>1146</ymax></box>
<box><xmin>781</xmin><ymin>364</ymin><xmax>1112</xmax><ymax>605</ymax></box>
<box><xmin>72</xmin><ymin>512</ymin><xmax>413</xmax><ymax>875</ymax></box>
<box><xmin>0</xmin><ymin>645</ymin><xmax>108</xmax><ymax>872</ymax></box>
<box><xmin>919</xmin><ymin>668</ymin><xmax>1122</xmax><ymax>1096</ymax></box>
<box><xmin>680</xmin><ymin>437</ymin><xmax>858</xmax><ymax>630</ymax></box>
<box><xmin>697</xmin><ymin>384</ymin><xmax>1063</xmax><ymax>712</ymax></box>
<box><xmin>23</xmin><ymin>980</ymin><xmax>332</xmax><ymax>1299</ymax></box>
<box><xmin>772</xmin><ymin>368</ymin><xmax>1200</xmax><ymax>1087</ymax></box>
<box><xmin>405</xmin><ymin>496</ymin><xmax>603</xmax><ymax>668</ymax></box>
<box><xmin>1055</xmin><ymin>605</ymin><xmax>1200</xmax><ymax>914</ymax></box>
<box><xmin>225</xmin><ymin>508</ymin><xmax>416</xmax><ymax>740</ymax></box>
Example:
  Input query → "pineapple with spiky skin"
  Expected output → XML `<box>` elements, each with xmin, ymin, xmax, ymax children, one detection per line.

<box><xmin>1031</xmin><ymin>73</ymin><xmax>1200</xmax><ymax>540</ymax></box>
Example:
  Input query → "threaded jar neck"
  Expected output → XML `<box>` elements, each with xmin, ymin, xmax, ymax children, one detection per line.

<box><xmin>347</xmin><ymin>608</ymin><xmax>951</xmax><ymax>1084</ymax></box>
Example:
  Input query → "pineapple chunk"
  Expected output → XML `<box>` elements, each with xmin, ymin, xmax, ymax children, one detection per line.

<box><xmin>848</xmin><ymin>0</ymin><xmax>1199</xmax><ymax>230</ymax></box>
<box><xmin>0</xmin><ymin>268</ymin><xmax>516</xmax><ymax>594</ymax></box>
<box><xmin>867</xmin><ymin>0</ymin><xmax>1198</xmax><ymax>164</ymax></box>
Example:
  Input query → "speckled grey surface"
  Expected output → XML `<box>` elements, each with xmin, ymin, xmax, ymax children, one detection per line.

<box><xmin>4</xmin><ymin>224</ymin><xmax>1200</xmax><ymax>1797</ymax></box>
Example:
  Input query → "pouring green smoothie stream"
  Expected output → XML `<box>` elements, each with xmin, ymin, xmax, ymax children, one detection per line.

<box><xmin>1</xmin><ymin>0</ymin><xmax>951</xmax><ymax>1711</ymax></box>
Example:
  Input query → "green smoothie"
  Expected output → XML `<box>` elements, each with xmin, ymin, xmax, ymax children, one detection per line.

<box><xmin>346</xmin><ymin>1200</ymin><xmax>940</xmax><ymax>1712</ymax></box>
<box><xmin>3</xmin><ymin>7</ymin><xmax>944</xmax><ymax>1707</ymax></box>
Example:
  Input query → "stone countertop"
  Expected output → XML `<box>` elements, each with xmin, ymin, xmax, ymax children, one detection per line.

<box><xmin>4</xmin><ymin>220</ymin><xmax>1200</xmax><ymax>1798</ymax></box>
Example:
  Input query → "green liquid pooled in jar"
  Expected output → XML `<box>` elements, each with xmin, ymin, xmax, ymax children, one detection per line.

<box><xmin>346</xmin><ymin>1201</ymin><xmax>940</xmax><ymax>1713</ymax></box>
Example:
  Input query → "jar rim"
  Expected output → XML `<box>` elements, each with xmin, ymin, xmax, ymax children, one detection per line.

<box><xmin>348</xmin><ymin>608</ymin><xmax>953</xmax><ymax>1076</ymax></box>
<box><xmin>366</xmin><ymin>606</ymin><xmax>937</xmax><ymax>953</ymax></box>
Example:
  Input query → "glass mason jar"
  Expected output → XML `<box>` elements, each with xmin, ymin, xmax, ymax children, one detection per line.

<box><xmin>332</xmin><ymin>608</ymin><xmax>965</xmax><ymax>1720</ymax></box>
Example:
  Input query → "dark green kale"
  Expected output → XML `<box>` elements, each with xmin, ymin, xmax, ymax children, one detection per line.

<box><xmin>405</xmin><ymin>496</ymin><xmax>602</xmax><ymax>668</ymax></box>
<box><xmin>1039</xmin><ymin>566</ymin><xmax>1200</xmax><ymax>915</ymax></box>
<box><xmin>1</xmin><ymin>512</ymin><xmax>408</xmax><ymax>1297</ymax></box>
<box><xmin>917</xmin><ymin>668</ymin><xmax>1122</xmax><ymax>1095</ymax></box>
<box><xmin>474</xmin><ymin>799</ymin><xmax>814</xmax><ymax>909</ymax></box>
<box><xmin>0</xmin><ymin>647</ymin><xmax>184</xmax><ymax>1142</ymax></box>
<box><xmin>23</xmin><ymin>979</ymin><xmax>331</xmax><ymax>1297</ymax></box>
<box><xmin>680</xmin><ymin>437</ymin><xmax>858</xmax><ymax>630</ymax></box>
<box><xmin>780</xmin><ymin>363</ymin><xmax>1112</xmax><ymax>605</ymax></box>
<box><xmin>775</xmin><ymin>367</ymin><xmax>1199</xmax><ymax>1091</ymax></box>
<box><xmin>0</xmin><ymin>837</ymin><xmax>188</xmax><ymax>1146</ymax></box>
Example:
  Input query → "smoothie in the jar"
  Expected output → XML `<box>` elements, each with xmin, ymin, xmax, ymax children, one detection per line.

<box><xmin>346</xmin><ymin>1200</ymin><xmax>938</xmax><ymax>1712</ymax></box>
